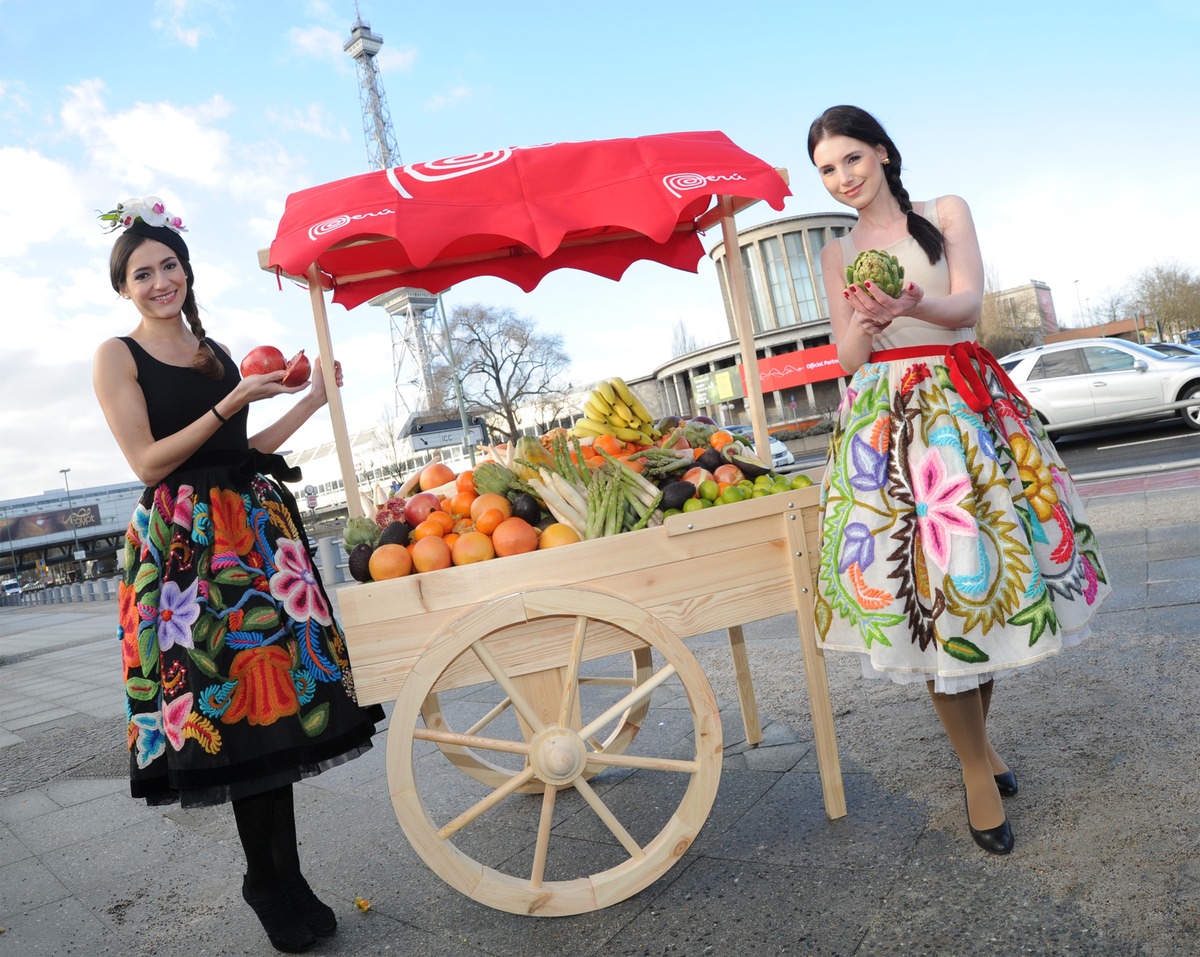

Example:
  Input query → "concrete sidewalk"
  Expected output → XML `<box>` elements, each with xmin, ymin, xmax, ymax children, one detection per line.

<box><xmin>1</xmin><ymin>472</ymin><xmax>1197</xmax><ymax>956</ymax></box>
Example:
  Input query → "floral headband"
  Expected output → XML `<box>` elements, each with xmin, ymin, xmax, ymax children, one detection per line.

<box><xmin>99</xmin><ymin>196</ymin><xmax>187</xmax><ymax>234</ymax></box>
<box><xmin>100</xmin><ymin>196</ymin><xmax>190</xmax><ymax>264</ymax></box>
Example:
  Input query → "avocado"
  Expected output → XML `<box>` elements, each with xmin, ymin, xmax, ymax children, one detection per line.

<box><xmin>724</xmin><ymin>448</ymin><xmax>772</xmax><ymax>478</ymax></box>
<box><xmin>696</xmin><ymin>448</ymin><xmax>724</xmax><ymax>473</ymax></box>
<box><xmin>378</xmin><ymin>521</ymin><xmax>413</xmax><ymax>548</ymax></box>
<box><xmin>510</xmin><ymin>491</ymin><xmax>543</xmax><ymax>525</ymax></box>
<box><xmin>660</xmin><ymin>480</ymin><xmax>696</xmax><ymax>512</ymax></box>
<box><xmin>347</xmin><ymin>543</ymin><xmax>374</xmax><ymax>583</ymax></box>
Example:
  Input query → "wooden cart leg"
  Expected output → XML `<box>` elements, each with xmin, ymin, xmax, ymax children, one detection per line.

<box><xmin>785</xmin><ymin>506</ymin><xmax>847</xmax><ymax>820</ymax></box>
<box><xmin>726</xmin><ymin>625</ymin><xmax>763</xmax><ymax>746</ymax></box>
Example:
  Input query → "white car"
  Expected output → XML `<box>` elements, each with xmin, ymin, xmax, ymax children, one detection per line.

<box><xmin>998</xmin><ymin>338</ymin><xmax>1200</xmax><ymax>432</ymax></box>
<box><xmin>724</xmin><ymin>425</ymin><xmax>796</xmax><ymax>468</ymax></box>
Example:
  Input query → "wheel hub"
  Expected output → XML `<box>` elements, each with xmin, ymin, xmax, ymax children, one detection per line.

<box><xmin>529</xmin><ymin>727</ymin><xmax>588</xmax><ymax>785</ymax></box>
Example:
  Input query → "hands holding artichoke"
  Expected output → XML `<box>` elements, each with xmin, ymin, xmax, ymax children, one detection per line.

<box><xmin>844</xmin><ymin>249</ymin><xmax>922</xmax><ymax>335</ymax></box>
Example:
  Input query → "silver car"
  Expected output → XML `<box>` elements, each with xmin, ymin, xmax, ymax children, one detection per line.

<box><xmin>998</xmin><ymin>338</ymin><xmax>1200</xmax><ymax>432</ymax></box>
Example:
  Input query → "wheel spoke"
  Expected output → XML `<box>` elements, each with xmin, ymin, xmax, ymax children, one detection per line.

<box><xmin>579</xmin><ymin>676</ymin><xmax>637</xmax><ymax>687</ymax></box>
<box><xmin>414</xmin><ymin>726</ymin><xmax>530</xmax><ymax>756</ymax></box>
<box><xmin>471</xmin><ymin>638</ymin><xmax>546</xmax><ymax>733</ymax></box>
<box><xmin>529</xmin><ymin>785</ymin><xmax>559</xmax><ymax>889</ymax></box>
<box><xmin>436</xmin><ymin>765</ymin><xmax>537</xmax><ymax>840</ymax></box>
<box><xmin>555</xmin><ymin>615</ymin><xmax>589</xmax><ymax>729</ymax></box>
<box><xmin>579</xmin><ymin>663</ymin><xmax>677</xmax><ymax>742</ymax></box>
<box><xmin>585</xmin><ymin>752</ymin><xmax>699</xmax><ymax>773</ymax></box>
<box><xmin>573</xmin><ymin>776</ymin><xmax>644</xmax><ymax>860</ymax></box>
<box><xmin>463</xmin><ymin>697</ymin><xmax>513</xmax><ymax>736</ymax></box>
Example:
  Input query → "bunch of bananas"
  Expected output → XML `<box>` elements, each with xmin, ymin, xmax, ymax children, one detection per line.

<box><xmin>574</xmin><ymin>377</ymin><xmax>661</xmax><ymax>445</ymax></box>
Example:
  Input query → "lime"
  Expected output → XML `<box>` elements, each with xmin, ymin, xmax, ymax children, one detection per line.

<box><xmin>698</xmin><ymin>479</ymin><xmax>720</xmax><ymax>501</ymax></box>
<box><xmin>661</xmin><ymin>508</ymin><xmax>682</xmax><ymax>519</ymax></box>
<box><xmin>790</xmin><ymin>473</ymin><xmax>815</xmax><ymax>489</ymax></box>
<box><xmin>753</xmin><ymin>475</ymin><xmax>773</xmax><ymax>487</ymax></box>
<box><xmin>681</xmin><ymin>498</ymin><xmax>706</xmax><ymax>513</ymax></box>
<box><xmin>718</xmin><ymin>486</ymin><xmax>746</xmax><ymax>505</ymax></box>
<box><xmin>751</xmin><ymin>488</ymin><xmax>770</xmax><ymax>498</ymax></box>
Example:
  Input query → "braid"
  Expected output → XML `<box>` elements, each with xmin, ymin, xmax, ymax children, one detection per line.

<box><xmin>884</xmin><ymin>161</ymin><xmax>944</xmax><ymax>266</ymax></box>
<box><xmin>180</xmin><ymin>263</ymin><xmax>223</xmax><ymax>380</ymax></box>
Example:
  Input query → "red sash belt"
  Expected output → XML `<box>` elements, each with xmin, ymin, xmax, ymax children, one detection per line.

<box><xmin>869</xmin><ymin>342</ymin><xmax>1029</xmax><ymax>417</ymax></box>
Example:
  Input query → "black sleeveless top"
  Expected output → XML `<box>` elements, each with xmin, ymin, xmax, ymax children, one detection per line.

<box><xmin>118</xmin><ymin>336</ymin><xmax>249</xmax><ymax>453</ymax></box>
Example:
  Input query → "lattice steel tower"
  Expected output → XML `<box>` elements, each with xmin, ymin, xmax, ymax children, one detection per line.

<box><xmin>344</xmin><ymin>11</ymin><xmax>438</xmax><ymax>417</ymax></box>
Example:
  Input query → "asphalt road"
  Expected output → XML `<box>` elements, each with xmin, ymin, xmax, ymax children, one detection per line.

<box><xmin>1051</xmin><ymin>418</ymin><xmax>1200</xmax><ymax>475</ymax></box>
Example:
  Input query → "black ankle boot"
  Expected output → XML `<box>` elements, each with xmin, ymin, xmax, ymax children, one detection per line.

<box><xmin>242</xmin><ymin>876</ymin><xmax>317</xmax><ymax>953</ymax></box>
<box><xmin>285</xmin><ymin>879</ymin><xmax>337</xmax><ymax>937</ymax></box>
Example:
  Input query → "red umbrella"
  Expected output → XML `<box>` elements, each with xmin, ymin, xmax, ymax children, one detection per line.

<box><xmin>261</xmin><ymin>131</ymin><xmax>790</xmax><ymax>517</ymax></box>
<box><xmin>265</xmin><ymin>131</ymin><xmax>790</xmax><ymax>306</ymax></box>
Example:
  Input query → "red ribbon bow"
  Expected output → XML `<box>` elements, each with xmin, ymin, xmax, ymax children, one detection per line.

<box><xmin>945</xmin><ymin>341</ymin><xmax>1029</xmax><ymax>417</ymax></box>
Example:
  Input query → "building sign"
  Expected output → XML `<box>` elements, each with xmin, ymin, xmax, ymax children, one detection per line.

<box><xmin>691</xmin><ymin>369</ymin><xmax>745</xmax><ymax>408</ymax></box>
<box><xmin>1</xmin><ymin>504</ymin><xmax>101</xmax><ymax>543</ymax></box>
<box><xmin>407</xmin><ymin>418</ymin><xmax>488</xmax><ymax>451</ymax></box>
<box><xmin>742</xmin><ymin>344</ymin><xmax>844</xmax><ymax>393</ymax></box>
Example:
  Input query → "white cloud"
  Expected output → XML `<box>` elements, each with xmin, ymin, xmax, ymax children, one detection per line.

<box><xmin>264</xmin><ymin>102</ymin><xmax>349</xmax><ymax>141</ymax></box>
<box><xmin>0</xmin><ymin>148</ymin><xmax>84</xmax><ymax>256</ymax></box>
<box><xmin>288</xmin><ymin>24</ymin><xmax>347</xmax><ymax>64</ymax></box>
<box><xmin>377</xmin><ymin>47</ymin><xmax>417</xmax><ymax>74</ymax></box>
<box><xmin>153</xmin><ymin>0</ymin><xmax>205</xmax><ymax>48</ymax></box>
<box><xmin>424</xmin><ymin>86</ymin><xmax>472</xmax><ymax>112</ymax></box>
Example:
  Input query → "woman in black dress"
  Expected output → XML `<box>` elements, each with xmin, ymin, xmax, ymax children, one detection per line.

<box><xmin>93</xmin><ymin>198</ymin><xmax>382</xmax><ymax>952</ymax></box>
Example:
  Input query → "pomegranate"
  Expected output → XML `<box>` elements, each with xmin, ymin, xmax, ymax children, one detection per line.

<box><xmin>403</xmin><ymin>492</ymin><xmax>441</xmax><ymax>527</ymax></box>
<box><xmin>281</xmin><ymin>350</ymin><xmax>311</xmax><ymax>387</ymax></box>
<box><xmin>240</xmin><ymin>345</ymin><xmax>286</xmax><ymax>378</ymax></box>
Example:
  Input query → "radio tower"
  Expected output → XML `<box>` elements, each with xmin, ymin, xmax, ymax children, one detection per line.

<box><xmin>344</xmin><ymin>8</ymin><xmax>438</xmax><ymax>418</ymax></box>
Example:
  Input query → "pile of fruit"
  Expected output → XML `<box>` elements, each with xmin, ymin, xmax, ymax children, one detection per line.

<box><xmin>342</xmin><ymin>384</ymin><xmax>813</xmax><ymax>583</ymax></box>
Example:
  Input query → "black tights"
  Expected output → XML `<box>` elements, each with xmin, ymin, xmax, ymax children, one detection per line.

<box><xmin>231</xmin><ymin>784</ymin><xmax>302</xmax><ymax>892</ymax></box>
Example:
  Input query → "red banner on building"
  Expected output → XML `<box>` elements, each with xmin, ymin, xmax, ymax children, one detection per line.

<box><xmin>740</xmin><ymin>345</ymin><xmax>845</xmax><ymax>394</ymax></box>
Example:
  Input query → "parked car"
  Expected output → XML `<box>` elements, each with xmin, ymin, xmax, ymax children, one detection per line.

<box><xmin>1145</xmin><ymin>342</ymin><xmax>1200</xmax><ymax>358</ymax></box>
<box><xmin>724</xmin><ymin>425</ymin><xmax>796</xmax><ymax>468</ymax></box>
<box><xmin>997</xmin><ymin>338</ymin><xmax>1200</xmax><ymax>432</ymax></box>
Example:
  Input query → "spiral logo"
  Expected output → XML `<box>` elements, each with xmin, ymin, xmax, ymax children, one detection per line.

<box><xmin>406</xmin><ymin>150</ymin><xmax>513</xmax><ymax>182</ymax></box>
<box><xmin>307</xmin><ymin>215</ymin><xmax>351</xmax><ymax>242</ymax></box>
<box><xmin>663</xmin><ymin>173</ymin><xmax>709</xmax><ymax>198</ymax></box>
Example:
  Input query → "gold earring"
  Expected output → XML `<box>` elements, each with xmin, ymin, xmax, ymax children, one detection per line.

<box><xmin>882</xmin><ymin>157</ymin><xmax>891</xmax><ymax>165</ymax></box>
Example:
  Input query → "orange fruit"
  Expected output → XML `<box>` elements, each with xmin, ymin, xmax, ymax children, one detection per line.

<box><xmin>709</xmin><ymin>430</ymin><xmax>734</xmax><ymax>451</ymax></box>
<box><xmin>492</xmin><ymin>517</ymin><xmax>539</xmax><ymax>557</ymax></box>
<box><xmin>411</xmin><ymin>535</ymin><xmax>452</xmax><ymax>573</ymax></box>
<box><xmin>411</xmin><ymin>519</ymin><xmax>446</xmax><ymax>542</ymax></box>
<box><xmin>451</xmin><ymin>530</ymin><xmax>495</xmax><ymax>565</ymax></box>
<box><xmin>539</xmin><ymin>523</ymin><xmax>581</xmax><ymax>549</ymax></box>
<box><xmin>367</xmin><ymin>543</ymin><xmax>413</xmax><ymax>580</ymax></box>
<box><xmin>427</xmin><ymin>510</ymin><xmax>455</xmax><ymax>534</ymax></box>
<box><xmin>419</xmin><ymin>462</ymin><xmax>455</xmax><ymax>492</ymax></box>
<box><xmin>470</xmin><ymin>492</ymin><xmax>512</xmax><ymax>522</ymax></box>
<box><xmin>448</xmin><ymin>491</ymin><xmax>477</xmax><ymax>517</ymax></box>
<box><xmin>593</xmin><ymin>434</ymin><xmax>623</xmax><ymax>457</ymax></box>
<box><xmin>443</xmin><ymin>532</ymin><xmax>460</xmax><ymax>550</ymax></box>
<box><xmin>455</xmin><ymin>469</ymin><xmax>476</xmax><ymax>494</ymax></box>
<box><xmin>475</xmin><ymin>507</ymin><xmax>505</xmax><ymax>536</ymax></box>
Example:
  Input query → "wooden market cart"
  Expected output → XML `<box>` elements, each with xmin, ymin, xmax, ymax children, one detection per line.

<box><xmin>259</xmin><ymin>133</ymin><xmax>846</xmax><ymax>915</ymax></box>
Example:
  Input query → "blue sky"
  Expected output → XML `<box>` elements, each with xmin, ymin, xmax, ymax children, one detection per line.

<box><xmin>2</xmin><ymin>0</ymin><xmax>1197</xmax><ymax>498</ymax></box>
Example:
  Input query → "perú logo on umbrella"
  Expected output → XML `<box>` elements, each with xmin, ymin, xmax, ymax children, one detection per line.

<box><xmin>386</xmin><ymin>150</ymin><xmax>518</xmax><ymax>198</ymax></box>
<box><xmin>662</xmin><ymin>172</ymin><xmax>746</xmax><ymax>198</ymax></box>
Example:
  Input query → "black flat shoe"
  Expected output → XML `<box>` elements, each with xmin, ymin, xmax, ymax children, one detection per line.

<box><xmin>964</xmin><ymin>790</ymin><xmax>1014</xmax><ymax>855</ymax></box>
<box><xmin>242</xmin><ymin>877</ymin><xmax>317</xmax><ymax>953</ymax></box>
<box><xmin>994</xmin><ymin>770</ymin><xmax>1018</xmax><ymax>798</ymax></box>
<box><xmin>286</xmin><ymin>879</ymin><xmax>337</xmax><ymax>937</ymax></box>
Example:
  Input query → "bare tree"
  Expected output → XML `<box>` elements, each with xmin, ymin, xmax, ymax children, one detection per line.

<box><xmin>670</xmin><ymin>318</ymin><xmax>700</xmax><ymax>357</ymax></box>
<box><xmin>977</xmin><ymin>264</ymin><xmax>1042</xmax><ymax>357</ymax></box>
<box><xmin>446</xmin><ymin>304</ymin><xmax>572</xmax><ymax>443</ymax></box>
<box><xmin>1130</xmin><ymin>262</ymin><xmax>1200</xmax><ymax>342</ymax></box>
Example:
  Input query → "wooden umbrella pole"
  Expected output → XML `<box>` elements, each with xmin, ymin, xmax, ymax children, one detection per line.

<box><xmin>306</xmin><ymin>263</ymin><xmax>364</xmax><ymax>519</ymax></box>
<box><xmin>718</xmin><ymin>197</ymin><xmax>771</xmax><ymax>460</ymax></box>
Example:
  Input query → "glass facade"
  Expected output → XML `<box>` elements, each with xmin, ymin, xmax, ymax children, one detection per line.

<box><xmin>761</xmin><ymin>237</ymin><xmax>796</xmax><ymax>327</ymax></box>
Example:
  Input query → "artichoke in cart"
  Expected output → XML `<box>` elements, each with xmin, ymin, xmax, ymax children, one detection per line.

<box><xmin>845</xmin><ymin>249</ymin><xmax>905</xmax><ymax>299</ymax></box>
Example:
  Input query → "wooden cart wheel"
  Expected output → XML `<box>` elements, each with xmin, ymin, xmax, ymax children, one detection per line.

<box><xmin>387</xmin><ymin>588</ymin><xmax>722</xmax><ymax>916</ymax></box>
<box><xmin>418</xmin><ymin>647</ymin><xmax>653</xmax><ymax>792</ymax></box>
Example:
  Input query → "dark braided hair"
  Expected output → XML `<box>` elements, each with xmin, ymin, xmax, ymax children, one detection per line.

<box><xmin>807</xmin><ymin>105</ymin><xmax>945</xmax><ymax>266</ymax></box>
<box><xmin>109</xmin><ymin>229</ymin><xmax>224</xmax><ymax>380</ymax></box>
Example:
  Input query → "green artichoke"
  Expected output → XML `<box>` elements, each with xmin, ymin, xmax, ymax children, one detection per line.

<box><xmin>845</xmin><ymin>249</ymin><xmax>905</xmax><ymax>299</ymax></box>
<box><xmin>342</xmin><ymin>516</ymin><xmax>380</xmax><ymax>555</ymax></box>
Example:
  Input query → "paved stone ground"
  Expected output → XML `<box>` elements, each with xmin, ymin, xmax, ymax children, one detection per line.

<box><xmin>1</xmin><ymin>472</ymin><xmax>1197</xmax><ymax>956</ymax></box>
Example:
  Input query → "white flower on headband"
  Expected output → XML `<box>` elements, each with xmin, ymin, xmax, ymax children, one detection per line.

<box><xmin>99</xmin><ymin>196</ymin><xmax>187</xmax><ymax>233</ymax></box>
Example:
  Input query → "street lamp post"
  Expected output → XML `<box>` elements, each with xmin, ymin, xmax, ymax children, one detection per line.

<box><xmin>59</xmin><ymin>468</ymin><xmax>82</xmax><ymax>582</ymax></box>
